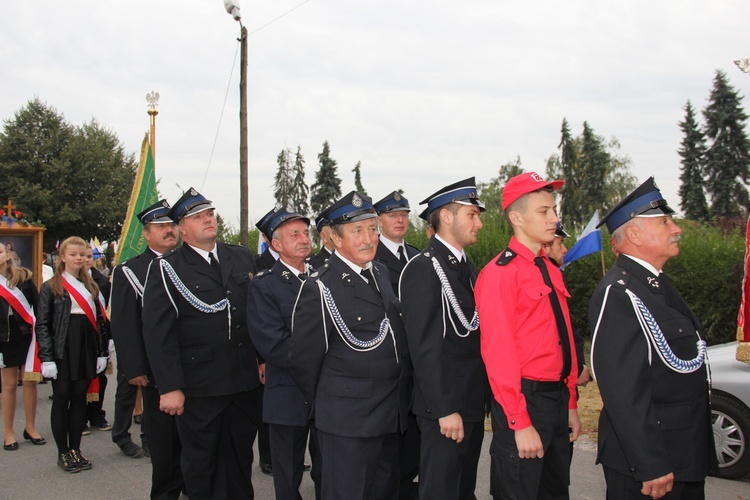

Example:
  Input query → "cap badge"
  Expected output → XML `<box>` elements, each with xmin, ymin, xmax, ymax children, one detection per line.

<box><xmin>286</xmin><ymin>203</ymin><xmax>295</xmax><ymax>213</ymax></box>
<box><xmin>352</xmin><ymin>193</ymin><xmax>363</xmax><ymax>208</ymax></box>
<box><xmin>190</xmin><ymin>188</ymin><xmax>198</xmax><ymax>196</ymax></box>
<box><xmin>394</xmin><ymin>192</ymin><xmax>402</xmax><ymax>201</ymax></box>
<box><xmin>530</xmin><ymin>173</ymin><xmax>544</xmax><ymax>182</ymax></box>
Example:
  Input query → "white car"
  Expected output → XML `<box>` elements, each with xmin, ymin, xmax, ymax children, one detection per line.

<box><xmin>709</xmin><ymin>341</ymin><xmax>750</xmax><ymax>479</ymax></box>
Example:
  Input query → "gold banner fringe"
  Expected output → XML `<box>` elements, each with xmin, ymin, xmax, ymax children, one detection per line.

<box><xmin>736</xmin><ymin>341</ymin><xmax>750</xmax><ymax>365</ymax></box>
<box><xmin>86</xmin><ymin>393</ymin><xmax>100</xmax><ymax>403</ymax></box>
<box><xmin>23</xmin><ymin>372</ymin><xmax>43</xmax><ymax>383</ymax></box>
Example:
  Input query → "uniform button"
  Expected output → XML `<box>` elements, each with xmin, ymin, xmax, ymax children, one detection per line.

<box><xmin>426</xmin><ymin>409</ymin><xmax>431</xmax><ymax>414</ymax></box>
<box><xmin>511</xmin><ymin>420</ymin><xmax>516</xmax><ymax>425</ymax></box>
<box><xmin>227</xmin><ymin>290</ymin><xmax>233</xmax><ymax>295</ymax></box>
<box><xmin>232</xmin><ymin>306</ymin><xmax>237</xmax><ymax>311</ymax></box>
<box><xmin>630</xmin><ymin>467</ymin><xmax>637</xmax><ymax>472</ymax></box>
<box><xmin>238</xmin><ymin>342</ymin><xmax>243</xmax><ymax>347</ymax></box>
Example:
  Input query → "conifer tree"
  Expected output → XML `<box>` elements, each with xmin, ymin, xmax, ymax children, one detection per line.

<box><xmin>291</xmin><ymin>146</ymin><xmax>309</xmax><ymax>215</ymax></box>
<box><xmin>703</xmin><ymin>70</ymin><xmax>750</xmax><ymax>218</ymax></box>
<box><xmin>310</xmin><ymin>141</ymin><xmax>342</xmax><ymax>215</ymax></box>
<box><xmin>273</xmin><ymin>147</ymin><xmax>294</xmax><ymax>207</ymax></box>
<box><xmin>352</xmin><ymin>161</ymin><xmax>367</xmax><ymax>195</ymax></box>
<box><xmin>677</xmin><ymin>101</ymin><xmax>709</xmax><ymax>222</ymax></box>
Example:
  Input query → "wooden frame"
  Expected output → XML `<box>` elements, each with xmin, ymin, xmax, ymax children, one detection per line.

<box><xmin>0</xmin><ymin>222</ymin><xmax>45</xmax><ymax>289</ymax></box>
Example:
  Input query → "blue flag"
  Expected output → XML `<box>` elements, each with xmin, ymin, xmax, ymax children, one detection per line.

<box><xmin>561</xmin><ymin>211</ymin><xmax>602</xmax><ymax>270</ymax></box>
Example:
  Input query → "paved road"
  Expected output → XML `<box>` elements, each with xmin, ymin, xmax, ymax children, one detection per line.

<box><xmin>2</xmin><ymin>363</ymin><xmax>749</xmax><ymax>499</ymax></box>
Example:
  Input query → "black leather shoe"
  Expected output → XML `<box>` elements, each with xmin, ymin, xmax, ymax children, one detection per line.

<box><xmin>3</xmin><ymin>441</ymin><xmax>19</xmax><ymax>451</ymax></box>
<box><xmin>70</xmin><ymin>449</ymin><xmax>92</xmax><ymax>470</ymax></box>
<box><xmin>260</xmin><ymin>462</ymin><xmax>273</xmax><ymax>476</ymax></box>
<box><xmin>58</xmin><ymin>451</ymin><xmax>80</xmax><ymax>473</ymax></box>
<box><xmin>133</xmin><ymin>414</ymin><xmax>143</xmax><ymax>425</ymax></box>
<box><xmin>23</xmin><ymin>430</ymin><xmax>46</xmax><ymax>445</ymax></box>
<box><xmin>120</xmin><ymin>441</ymin><xmax>145</xmax><ymax>458</ymax></box>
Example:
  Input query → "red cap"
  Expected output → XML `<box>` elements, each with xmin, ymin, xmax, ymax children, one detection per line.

<box><xmin>502</xmin><ymin>172</ymin><xmax>564</xmax><ymax>211</ymax></box>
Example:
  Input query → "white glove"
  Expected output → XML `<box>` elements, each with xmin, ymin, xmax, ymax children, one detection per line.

<box><xmin>108</xmin><ymin>339</ymin><xmax>116</xmax><ymax>354</ymax></box>
<box><xmin>0</xmin><ymin>353</ymin><xmax>5</xmax><ymax>368</ymax></box>
<box><xmin>96</xmin><ymin>357</ymin><xmax>108</xmax><ymax>374</ymax></box>
<box><xmin>42</xmin><ymin>361</ymin><xmax>58</xmax><ymax>379</ymax></box>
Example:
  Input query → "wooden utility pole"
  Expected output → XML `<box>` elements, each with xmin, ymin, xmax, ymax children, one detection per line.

<box><xmin>239</xmin><ymin>26</ymin><xmax>249</xmax><ymax>247</ymax></box>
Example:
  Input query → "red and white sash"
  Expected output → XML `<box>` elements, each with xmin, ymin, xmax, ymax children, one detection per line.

<box><xmin>0</xmin><ymin>277</ymin><xmax>40</xmax><ymax>381</ymax></box>
<box><xmin>63</xmin><ymin>273</ymin><xmax>106</xmax><ymax>399</ymax></box>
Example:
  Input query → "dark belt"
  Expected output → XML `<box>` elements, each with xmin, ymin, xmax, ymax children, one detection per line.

<box><xmin>521</xmin><ymin>378</ymin><xmax>565</xmax><ymax>393</ymax></box>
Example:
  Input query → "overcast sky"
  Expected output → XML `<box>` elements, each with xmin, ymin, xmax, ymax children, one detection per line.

<box><xmin>1</xmin><ymin>1</ymin><xmax>749</xmax><ymax>233</ymax></box>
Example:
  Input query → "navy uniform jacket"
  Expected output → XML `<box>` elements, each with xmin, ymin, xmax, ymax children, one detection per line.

<box><xmin>109</xmin><ymin>248</ymin><xmax>158</xmax><ymax>381</ymax></box>
<box><xmin>247</xmin><ymin>259</ymin><xmax>309</xmax><ymax>426</ymax></box>
<box><xmin>307</xmin><ymin>247</ymin><xmax>331</xmax><ymax>271</ymax></box>
<box><xmin>289</xmin><ymin>253</ymin><xmax>411</xmax><ymax>438</ymax></box>
<box><xmin>374</xmin><ymin>239</ymin><xmax>420</xmax><ymax>294</ymax></box>
<box><xmin>589</xmin><ymin>255</ymin><xmax>716</xmax><ymax>483</ymax></box>
<box><xmin>255</xmin><ymin>248</ymin><xmax>276</xmax><ymax>272</ymax></box>
<box><xmin>399</xmin><ymin>236</ymin><xmax>487</xmax><ymax>423</ymax></box>
<box><xmin>142</xmin><ymin>243</ymin><xmax>260</xmax><ymax>397</ymax></box>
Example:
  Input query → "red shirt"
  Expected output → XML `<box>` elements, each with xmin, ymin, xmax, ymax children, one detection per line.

<box><xmin>475</xmin><ymin>236</ymin><xmax>577</xmax><ymax>430</ymax></box>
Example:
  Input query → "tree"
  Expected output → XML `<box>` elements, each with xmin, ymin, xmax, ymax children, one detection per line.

<box><xmin>310</xmin><ymin>141</ymin><xmax>342</xmax><ymax>215</ymax></box>
<box><xmin>703</xmin><ymin>70</ymin><xmax>750</xmax><ymax>218</ymax></box>
<box><xmin>273</xmin><ymin>146</ymin><xmax>294</xmax><ymax>207</ymax></box>
<box><xmin>546</xmin><ymin>120</ymin><xmax>637</xmax><ymax>231</ymax></box>
<box><xmin>677</xmin><ymin>101</ymin><xmax>709</xmax><ymax>222</ymax></box>
<box><xmin>352</xmin><ymin>161</ymin><xmax>367</xmax><ymax>196</ymax></box>
<box><xmin>291</xmin><ymin>146</ymin><xmax>309</xmax><ymax>216</ymax></box>
<box><xmin>0</xmin><ymin>98</ymin><xmax>136</xmax><ymax>251</ymax></box>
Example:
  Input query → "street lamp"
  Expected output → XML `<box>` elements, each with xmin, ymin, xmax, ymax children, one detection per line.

<box><xmin>224</xmin><ymin>0</ymin><xmax>249</xmax><ymax>246</ymax></box>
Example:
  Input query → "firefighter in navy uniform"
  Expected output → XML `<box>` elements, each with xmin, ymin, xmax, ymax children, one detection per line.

<box><xmin>308</xmin><ymin>213</ymin><xmax>334</xmax><ymax>270</ymax></box>
<box><xmin>372</xmin><ymin>190</ymin><xmax>421</xmax><ymax>499</ymax></box>
<box><xmin>399</xmin><ymin>177</ymin><xmax>487</xmax><ymax>500</ymax></box>
<box><xmin>109</xmin><ymin>199</ymin><xmax>184</xmax><ymax>498</ymax></box>
<box><xmin>142</xmin><ymin>188</ymin><xmax>262</xmax><ymax>500</ymax></box>
<box><xmin>373</xmin><ymin>191</ymin><xmax>420</xmax><ymax>294</ymax></box>
<box><xmin>247</xmin><ymin>205</ymin><xmax>321</xmax><ymax>499</ymax></box>
<box><xmin>290</xmin><ymin>191</ymin><xmax>411</xmax><ymax>500</ymax></box>
<box><xmin>589</xmin><ymin>178</ymin><xmax>716</xmax><ymax>499</ymax></box>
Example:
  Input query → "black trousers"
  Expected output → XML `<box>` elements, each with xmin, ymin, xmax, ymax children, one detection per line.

<box><xmin>317</xmin><ymin>428</ymin><xmax>399</xmax><ymax>500</ymax></box>
<box><xmin>268</xmin><ymin>421</ymin><xmax>321</xmax><ymax>500</ymax></box>
<box><xmin>399</xmin><ymin>412</ymin><xmax>421</xmax><ymax>499</ymax></box>
<box><xmin>417</xmin><ymin>416</ymin><xmax>484</xmax><ymax>500</ymax></box>
<box><xmin>143</xmin><ymin>384</ymin><xmax>183</xmax><ymax>500</ymax></box>
<box><xmin>111</xmin><ymin>369</ymin><xmax>143</xmax><ymax>447</ymax></box>
<box><xmin>176</xmin><ymin>387</ymin><xmax>261</xmax><ymax>500</ymax></box>
<box><xmin>603</xmin><ymin>466</ymin><xmax>705</xmax><ymax>500</ymax></box>
<box><xmin>490</xmin><ymin>386</ymin><xmax>571</xmax><ymax>500</ymax></box>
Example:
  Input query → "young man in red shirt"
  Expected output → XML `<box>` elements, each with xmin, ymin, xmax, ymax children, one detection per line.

<box><xmin>476</xmin><ymin>172</ymin><xmax>580</xmax><ymax>499</ymax></box>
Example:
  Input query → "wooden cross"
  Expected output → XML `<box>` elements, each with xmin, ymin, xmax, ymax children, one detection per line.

<box><xmin>3</xmin><ymin>200</ymin><xmax>15</xmax><ymax>214</ymax></box>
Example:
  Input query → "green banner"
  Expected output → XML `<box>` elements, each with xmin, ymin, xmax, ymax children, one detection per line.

<box><xmin>114</xmin><ymin>135</ymin><xmax>158</xmax><ymax>264</ymax></box>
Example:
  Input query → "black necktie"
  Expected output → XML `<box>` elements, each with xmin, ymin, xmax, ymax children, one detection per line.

<box><xmin>360</xmin><ymin>268</ymin><xmax>379</xmax><ymax>295</ymax></box>
<box><xmin>534</xmin><ymin>257</ymin><xmax>572</xmax><ymax>381</ymax></box>
<box><xmin>458</xmin><ymin>257</ymin><xmax>471</xmax><ymax>289</ymax></box>
<box><xmin>298</xmin><ymin>272</ymin><xmax>307</xmax><ymax>281</ymax></box>
<box><xmin>209</xmin><ymin>251</ymin><xmax>222</xmax><ymax>278</ymax></box>
<box><xmin>398</xmin><ymin>246</ymin><xmax>407</xmax><ymax>265</ymax></box>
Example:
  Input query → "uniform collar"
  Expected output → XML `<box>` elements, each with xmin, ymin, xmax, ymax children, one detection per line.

<box><xmin>379</xmin><ymin>235</ymin><xmax>404</xmax><ymax>258</ymax></box>
<box><xmin>188</xmin><ymin>244</ymin><xmax>218</xmax><ymax>264</ymax></box>
<box><xmin>621</xmin><ymin>253</ymin><xmax>661</xmax><ymax>276</ymax></box>
<box><xmin>435</xmin><ymin>234</ymin><xmax>466</xmax><ymax>262</ymax></box>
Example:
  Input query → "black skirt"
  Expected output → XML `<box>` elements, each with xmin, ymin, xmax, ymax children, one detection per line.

<box><xmin>0</xmin><ymin>315</ymin><xmax>31</xmax><ymax>367</ymax></box>
<box><xmin>56</xmin><ymin>314</ymin><xmax>97</xmax><ymax>382</ymax></box>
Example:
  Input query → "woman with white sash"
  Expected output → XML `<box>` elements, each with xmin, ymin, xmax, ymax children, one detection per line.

<box><xmin>0</xmin><ymin>242</ymin><xmax>43</xmax><ymax>451</ymax></box>
<box><xmin>36</xmin><ymin>237</ymin><xmax>109</xmax><ymax>473</ymax></box>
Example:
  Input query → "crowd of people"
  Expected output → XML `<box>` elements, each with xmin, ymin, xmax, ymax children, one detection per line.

<box><xmin>0</xmin><ymin>172</ymin><xmax>717</xmax><ymax>500</ymax></box>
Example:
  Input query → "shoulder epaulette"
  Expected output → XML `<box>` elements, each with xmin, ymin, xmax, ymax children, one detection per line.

<box><xmin>495</xmin><ymin>247</ymin><xmax>516</xmax><ymax>266</ymax></box>
<box><xmin>611</xmin><ymin>268</ymin><xmax>630</xmax><ymax>287</ymax></box>
<box><xmin>255</xmin><ymin>269</ymin><xmax>271</xmax><ymax>279</ymax></box>
<box><xmin>310</xmin><ymin>261</ymin><xmax>331</xmax><ymax>279</ymax></box>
